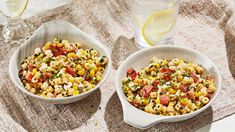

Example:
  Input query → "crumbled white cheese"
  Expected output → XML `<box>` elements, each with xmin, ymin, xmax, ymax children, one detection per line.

<box><xmin>78</xmin><ymin>83</ymin><xmax>84</xmax><ymax>88</ymax></box>
<box><xmin>41</xmin><ymin>82</ymin><xmax>49</xmax><ymax>90</ymax></box>
<box><xmin>64</xmin><ymin>82</ymin><xmax>72</xmax><ymax>90</ymax></box>
<box><xmin>34</xmin><ymin>48</ymin><xmax>41</xmax><ymax>54</ymax></box>
<box><xmin>39</xmin><ymin>63</ymin><xmax>48</xmax><ymax>71</ymax></box>
<box><xmin>45</xmin><ymin>50</ymin><xmax>53</xmax><ymax>58</ymax></box>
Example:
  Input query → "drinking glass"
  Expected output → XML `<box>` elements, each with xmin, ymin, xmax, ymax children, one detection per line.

<box><xmin>131</xmin><ymin>0</ymin><xmax>180</xmax><ymax>49</ymax></box>
<box><xmin>0</xmin><ymin>0</ymin><xmax>30</xmax><ymax>46</ymax></box>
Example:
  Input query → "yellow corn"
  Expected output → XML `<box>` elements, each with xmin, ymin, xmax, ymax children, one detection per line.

<box><xmin>78</xmin><ymin>69</ymin><xmax>85</xmax><ymax>76</ymax></box>
<box><xmin>96</xmin><ymin>75</ymin><xmax>101</xmax><ymax>81</ymax></box>
<box><xmin>90</xmin><ymin>70</ymin><xmax>95</xmax><ymax>77</ymax></box>
<box><xmin>142</xmin><ymin>99</ymin><xmax>149</xmax><ymax>105</ymax></box>
<box><xmin>56</xmin><ymin>43</ymin><xmax>63</xmax><ymax>47</ymax></box>
<box><xmin>156</xmin><ymin>63</ymin><xmax>161</xmax><ymax>68</ymax></box>
<box><xmin>73</xmin><ymin>90</ymin><xmax>79</xmax><ymax>95</ymax></box>
<box><xmin>195</xmin><ymin>92</ymin><xmax>202</xmax><ymax>97</ymax></box>
<box><xmin>180</xmin><ymin>98</ymin><xmax>188</xmax><ymax>105</ymax></box>
<box><xmin>93</xmin><ymin>66</ymin><xmax>98</xmax><ymax>72</ymax></box>
<box><xmin>169</xmin><ymin>88</ymin><xmax>176</xmax><ymax>94</ymax></box>
<box><xmin>81</xmin><ymin>50</ymin><xmax>85</xmax><ymax>55</ymax></box>
<box><xmin>44</xmin><ymin>42</ymin><xmax>51</xmax><ymax>50</ymax></box>
<box><xmin>155</xmin><ymin>98</ymin><xmax>160</xmax><ymax>104</ymax></box>
<box><xmin>162</xmin><ymin>59</ymin><xmax>168</xmax><ymax>65</ymax></box>
<box><xmin>67</xmin><ymin>53</ymin><xmax>76</xmax><ymax>58</ymax></box>
<box><xmin>32</xmin><ymin>68</ymin><xmax>37</xmax><ymax>75</ymax></box>
<box><xmin>73</xmin><ymin>85</ymin><xmax>78</xmax><ymax>90</ymax></box>
<box><xmin>177</xmin><ymin>76</ymin><xmax>183</xmax><ymax>81</ymax></box>
<box><xmin>68</xmin><ymin>77</ymin><xmax>74</xmax><ymax>82</ymax></box>
<box><xmin>188</xmin><ymin>62</ymin><xmax>193</xmax><ymax>66</ymax></box>
<box><xmin>168</xmin><ymin>102</ymin><xmax>174</xmax><ymax>106</ymax></box>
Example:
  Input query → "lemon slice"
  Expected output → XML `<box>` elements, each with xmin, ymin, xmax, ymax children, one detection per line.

<box><xmin>5</xmin><ymin>0</ymin><xmax>29</xmax><ymax>17</ymax></box>
<box><xmin>141</xmin><ymin>9</ymin><xmax>176</xmax><ymax>46</ymax></box>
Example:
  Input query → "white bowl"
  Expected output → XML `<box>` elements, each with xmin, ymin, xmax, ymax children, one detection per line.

<box><xmin>9</xmin><ymin>21</ymin><xmax>111</xmax><ymax>104</ymax></box>
<box><xmin>115</xmin><ymin>45</ymin><xmax>222</xmax><ymax>129</ymax></box>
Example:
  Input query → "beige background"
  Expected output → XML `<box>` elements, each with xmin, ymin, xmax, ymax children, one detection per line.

<box><xmin>0</xmin><ymin>0</ymin><xmax>235</xmax><ymax>131</ymax></box>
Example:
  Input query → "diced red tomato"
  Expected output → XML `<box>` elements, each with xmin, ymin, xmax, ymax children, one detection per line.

<box><xmin>66</xmin><ymin>66</ymin><xmax>76</xmax><ymax>77</ymax></box>
<box><xmin>85</xmin><ymin>75</ymin><xmax>91</xmax><ymax>81</ymax></box>
<box><xmin>164</xmin><ymin>76</ymin><xmax>171</xmax><ymax>81</ymax></box>
<box><xmin>187</xmin><ymin>91</ymin><xmax>195</xmax><ymax>100</ymax></box>
<box><xmin>19</xmin><ymin>69</ymin><xmax>24</xmax><ymax>75</ymax></box>
<box><xmin>127</xmin><ymin>68</ymin><xmax>135</xmax><ymax>75</ymax></box>
<box><xmin>153</xmin><ymin>80</ymin><xmax>159</xmax><ymax>87</ymax></box>
<box><xmin>206</xmin><ymin>93</ymin><xmax>212</xmax><ymax>98</ymax></box>
<box><xmin>160</xmin><ymin>68</ymin><xmax>173</xmax><ymax>74</ymax></box>
<box><xmin>50</xmin><ymin>46</ymin><xmax>67</xmax><ymax>57</ymax></box>
<box><xmin>160</xmin><ymin>94</ymin><xmax>170</xmax><ymax>105</ymax></box>
<box><xmin>131</xmin><ymin>101</ymin><xmax>139</xmax><ymax>107</ymax></box>
<box><xmin>141</xmin><ymin>85</ymin><xmax>154</xmax><ymax>98</ymax></box>
<box><xmin>190</xmin><ymin>73</ymin><xmax>199</xmax><ymax>82</ymax></box>
<box><xmin>43</xmin><ymin>73</ymin><xmax>52</xmax><ymax>79</ymax></box>
<box><xmin>25</xmin><ymin>73</ymin><xmax>33</xmax><ymax>81</ymax></box>
<box><xmin>127</xmin><ymin>68</ymin><xmax>137</xmax><ymax>80</ymax></box>
<box><xmin>27</xmin><ymin>65</ymin><xmax>34</xmax><ymax>72</ymax></box>
<box><xmin>130</xmin><ymin>72</ymin><xmax>137</xmax><ymax>80</ymax></box>
<box><xmin>180</xmin><ymin>85</ymin><xmax>188</xmax><ymax>92</ymax></box>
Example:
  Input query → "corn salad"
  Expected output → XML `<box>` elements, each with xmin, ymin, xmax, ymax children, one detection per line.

<box><xmin>121</xmin><ymin>57</ymin><xmax>216</xmax><ymax>116</ymax></box>
<box><xmin>19</xmin><ymin>38</ymin><xmax>108</xmax><ymax>98</ymax></box>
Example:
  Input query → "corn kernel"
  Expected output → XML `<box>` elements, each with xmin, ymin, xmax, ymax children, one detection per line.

<box><xmin>178</xmin><ymin>76</ymin><xmax>183</xmax><ymax>81</ymax></box>
<box><xmin>32</xmin><ymin>68</ymin><xmax>37</xmax><ymax>75</ymax></box>
<box><xmin>168</xmin><ymin>102</ymin><xmax>174</xmax><ymax>106</ymax></box>
<box><xmin>188</xmin><ymin>62</ymin><xmax>193</xmax><ymax>66</ymax></box>
<box><xmin>90</xmin><ymin>70</ymin><xmax>95</xmax><ymax>77</ymax></box>
<box><xmin>76</xmin><ymin>64</ymin><xmax>82</xmax><ymax>70</ymax></box>
<box><xmin>142</xmin><ymin>99</ymin><xmax>149</xmax><ymax>105</ymax></box>
<box><xmin>155</xmin><ymin>98</ymin><xmax>160</xmax><ymax>104</ymax></box>
<box><xmin>73</xmin><ymin>86</ymin><xmax>78</xmax><ymax>90</ymax></box>
<box><xmin>44</xmin><ymin>42</ymin><xmax>51</xmax><ymax>50</ymax></box>
<box><xmin>67</xmin><ymin>53</ymin><xmax>76</xmax><ymax>58</ymax></box>
<box><xmin>169</xmin><ymin>88</ymin><xmax>176</xmax><ymax>94</ymax></box>
<box><xmin>73</xmin><ymin>90</ymin><xmax>79</xmax><ymax>95</ymax></box>
<box><xmin>81</xmin><ymin>50</ymin><xmax>85</xmax><ymax>55</ymax></box>
<box><xmin>78</xmin><ymin>69</ymin><xmax>85</xmax><ymax>76</ymax></box>
<box><xmin>180</xmin><ymin>98</ymin><xmax>188</xmax><ymax>105</ymax></box>
<box><xmin>162</xmin><ymin>59</ymin><xmax>168</xmax><ymax>65</ymax></box>
<box><xmin>68</xmin><ymin>77</ymin><xmax>74</xmax><ymax>82</ymax></box>
<box><xmin>96</xmin><ymin>75</ymin><xmax>101</xmax><ymax>81</ymax></box>
<box><xmin>195</xmin><ymin>92</ymin><xmax>202</xmax><ymax>97</ymax></box>
<box><xmin>156</xmin><ymin>63</ymin><xmax>161</xmax><ymax>68</ymax></box>
<box><xmin>57</xmin><ymin>43</ymin><xmax>63</xmax><ymax>47</ymax></box>
<box><xmin>93</xmin><ymin>66</ymin><xmax>98</xmax><ymax>72</ymax></box>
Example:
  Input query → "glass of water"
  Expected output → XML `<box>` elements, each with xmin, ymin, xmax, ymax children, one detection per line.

<box><xmin>131</xmin><ymin>0</ymin><xmax>180</xmax><ymax>49</ymax></box>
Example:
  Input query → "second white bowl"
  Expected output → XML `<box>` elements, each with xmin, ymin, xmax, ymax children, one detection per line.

<box><xmin>115</xmin><ymin>45</ymin><xmax>221</xmax><ymax>129</ymax></box>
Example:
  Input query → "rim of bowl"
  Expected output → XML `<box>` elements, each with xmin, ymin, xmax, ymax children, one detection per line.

<box><xmin>116</xmin><ymin>45</ymin><xmax>222</xmax><ymax>118</ymax></box>
<box><xmin>9</xmin><ymin>24</ymin><xmax>112</xmax><ymax>101</ymax></box>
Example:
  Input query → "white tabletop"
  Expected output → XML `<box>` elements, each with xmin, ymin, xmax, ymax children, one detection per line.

<box><xmin>0</xmin><ymin>0</ymin><xmax>234</xmax><ymax>131</ymax></box>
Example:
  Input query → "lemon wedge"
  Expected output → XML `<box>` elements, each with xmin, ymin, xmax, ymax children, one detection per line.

<box><xmin>5</xmin><ymin>0</ymin><xmax>29</xmax><ymax>17</ymax></box>
<box><xmin>141</xmin><ymin>9</ymin><xmax>176</xmax><ymax>46</ymax></box>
